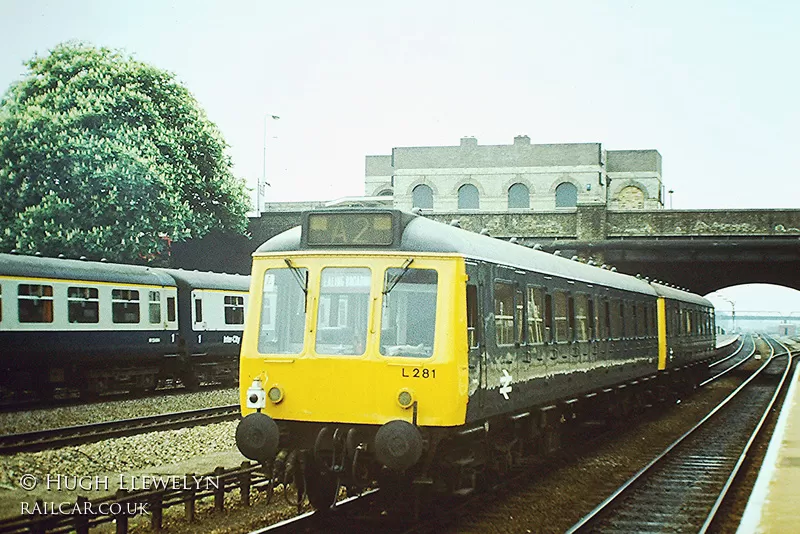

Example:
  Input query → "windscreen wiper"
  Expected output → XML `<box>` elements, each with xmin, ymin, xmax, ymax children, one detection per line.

<box><xmin>284</xmin><ymin>258</ymin><xmax>308</xmax><ymax>296</ymax></box>
<box><xmin>383</xmin><ymin>258</ymin><xmax>414</xmax><ymax>295</ymax></box>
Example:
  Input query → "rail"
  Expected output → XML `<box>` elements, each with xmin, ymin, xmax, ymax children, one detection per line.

<box><xmin>565</xmin><ymin>338</ymin><xmax>796</xmax><ymax>533</ymax></box>
<box><xmin>0</xmin><ymin>405</ymin><xmax>240</xmax><ymax>454</ymax></box>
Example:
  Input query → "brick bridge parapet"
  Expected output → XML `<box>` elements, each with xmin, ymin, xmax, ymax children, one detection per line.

<box><xmin>428</xmin><ymin>206</ymin><xmax>800</xmax><ymax>242</ymax></box>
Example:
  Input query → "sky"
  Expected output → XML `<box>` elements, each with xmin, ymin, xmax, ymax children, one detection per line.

<box><xmin>1</xmin><ymin>0</ymin><xmax>799</xmax><ymax>317</ymax></box>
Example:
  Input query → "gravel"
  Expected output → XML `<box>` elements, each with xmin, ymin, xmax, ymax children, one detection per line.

<box><xmin>0</xmin><ymin>388</ymin><xmax>238</xmax><ymax>434</ymax></box>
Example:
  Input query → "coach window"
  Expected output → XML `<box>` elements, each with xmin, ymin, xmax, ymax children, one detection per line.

<box><xmin>609</xmin><ymin>299</ymin><xmax>622</xmax><ymax>339</ymax></box>
<box><xmin>544</xmin><ymin>293</ymin><xmax>554</xmax><ymax>343</ymax></box>
<box><xmin>574</xmin><ymin>294</ymin><xmax>589</xmax><ymax>341</ymax></box>
<box><xmin>467</xmin><ymin>285</ymin><xmax>480</xmax><ymax>349</ymax></box>
<box><xmin>68</xmin><ymin>287</ymin><xmax>99</xmax><ymax>323</ymax></box>
<box><xmin>567</xmin><ymin>295</ymin><xmax>576</xmax><ymax>342</ymax></box>
<box><xmin>554</xmin><ymin>291</ymin><xmax>569</xmax><ymax>342</ymax></box>
<box><xmin>381</xmin><ymin>268</ymin><xmax>438</xmax><ymax>358</ymax></box>
<box><xmin>167</xmin><ymin>297</ymin><xmax>176</xmax><ymax>322</ymax></box>
<box><xmin>194</xmin><ymin>298</ymin><xmax>203</xmax><ymax>323</ymax></box>
<box><xmin>622</xmin><ymin>301</ymin><xmax>632</xmax><ymax>338</ymax></box>
<box><xmin>494</xmin><ymin>282</ymin><xmax>515</xmax><ymax>346</ymax></box>
<box><xmin>148</xmin><ymin>291</ymin><xmax>161</xmax><ymax>324</ymax></box>
<box><xmin>587</xmin><ymin>297</ymin><xmax>596</xmax><ymax>340</ymax></box>
<box><xmin>0</xmin><ymin>285</ymin><xmax>3</xmax><ymax>322</ymax></box>
<box><xmin>18</xmin><ymin>284</ymin><xmax>54</xmax><ymax>323</ymax></box>
<box><xmin>527</xmin><ymin>287</ymin><xmax>544</xmax><ymax>344</ymax></box>
<box><xmin>598</xmin><ymin>299</ymin><xmax>609</xmax><ymax>340</ymax></box>
<box><xmin>259</xmin><ymin>268</ymin><xmax>307</xmax><ymax>354</ymax></box>
<box><xmin>112</xmin><ymin>289</ymin><xmax>140</xmax><ymax>323</ymax></box>
<box><xmin>650</xmin><ymin>304</ymin><xmax>657</xmax><ymax>336</ymax></box>
<box><xmin>316</xmin><ymin>268</ymin><xmax>371</xmax><ymax>356</ymax></box>
<box><xmin>636</xmin><ymin>302</ymin><xmax>646</xmax><ymax>338</ymax></box>
<box><xmin>515</xmin><ymin>288</ymin><xmax>525</xmax><ymax>345</ymax></box>
<box><xmin>224</xmin><ymin>295</ymin><xmax>245</xmax><ymax>324</ymax></box>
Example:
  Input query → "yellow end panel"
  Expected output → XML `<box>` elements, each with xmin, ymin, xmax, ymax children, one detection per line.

<box><xmin>239</xmin><ymin>253</ymin><xmax>470</xmax><ymax>427</ymax></box>
<box><xmin>657</xmin><ymin>297</ymin><xmax>667</xmax><ymax>370</ymax></box>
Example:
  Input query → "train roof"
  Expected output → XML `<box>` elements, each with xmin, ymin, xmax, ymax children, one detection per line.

<box><xmin>0</xmin><ymin>253</ymin><xmax>176</xmax><ymax>287</ymax></box>
<box><xmin>651</xmin><ymin>282</ymin><xmax>713</xmax><ymax>307</ymax></box>
<box><xmin>157</xmin><ymin>268</ymin><xmax>250</xmax><ymax>291</ymax></box>
<box><xmin>254</xmin><ymin>208</ymin><xmax>711</xmax><ymax>305</ymax></box>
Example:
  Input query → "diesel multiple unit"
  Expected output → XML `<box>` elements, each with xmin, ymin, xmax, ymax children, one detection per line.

<box><xmin>233</xmin><ymin>208</ymin><xmax>717</xmax><ymax>508</ymax></box>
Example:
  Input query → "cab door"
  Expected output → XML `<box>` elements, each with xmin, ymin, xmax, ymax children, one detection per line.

<box><xmin>465</xmin><ymin>261</ymin><xmax>487</xmax><ymax>410</ymax></box>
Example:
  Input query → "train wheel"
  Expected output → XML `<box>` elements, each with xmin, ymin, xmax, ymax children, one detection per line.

<box><xmin>181</xmin><ymin>373</ymin><xmax>200</xmax><ymax>391</ymax></box>
<box><xmin>302</xmin><ymin>456</ymin><xmax>339</xmax><ymax>510</ymax></box>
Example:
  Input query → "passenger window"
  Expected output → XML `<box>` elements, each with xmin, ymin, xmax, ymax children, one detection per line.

<box><xmin>494</xmin><ymin>282</ymin><xmax>515</xmax><ymax>346</ymax></box>
<box><xmin>622</xmin><ymin>301</ymin><xmax>631</xmax><ymax>337</ymax></box>
<box><xmin>18</xmin><ymin>284</ymin><xmax>54</xmax><ymax>323</ymax></box>
<box><xmin>0</xmin><ymin>284</ymin><xmax>3</xmax><ymax>322</ymax></box>
<box><xmin>587</xmin><ymin>297</ymin><xmax>596</xmax><ymax>340</ymax></box>
<box><xmin>567</xmin><ymin>296</ymin><xmax>576</xmax><ymax>341</ymax></box>
<box><xmin>609</xmin><ymin>299</ymin><xmax>622</xmax><ymax>339</ymax></box>
<box><xmin>224</xmin><ymin>295</ymin><xmax>245</xmax><ymax>324</ymax></box>
<box><xmin>149</xmin><ymin>291</ymin><xmax>161</xmax><ymax>324</ymax></box>
<box><xmin>515</xmin><ymin>289</ymin><xmax>524</xmax><ymax>345</ymax></box>
<box><xmin>112</xmin><ymin>289</ymin><xmax>140</xmax><ymax>323</ymax></box>
<box><xmin>554</xmin><ymin>291</ymin><xmax>569</xmax><ymax>342</ymax></box>
<box><xmin>467</xmin><ymin>285</ymin><xmax>480</xmax><ymax>349</ymax></box>
<box><xmin>526</xmin><ymin>287</ymin><xmax>544</xmax><ymax>344</ymax></box>
<box><xmin>194</xmin><ymin>298</ymin><xmax>203</xmax><ymax>323</ymax></box>
<box><xmin>381</xmin><ymin>268</ymin><xmax>438</xmax><ymax>358</ymax></box>
<box><xmin>544</xmin><ymin>293</ymin><xmax>554</xmax><ymax>342</ymax></box>
<box><xmin>167</xmin><ymin>296</ymin><xmax>176</xmax><ymax>322</ymax></box>
<box><xmin>574</xmin><ymin>294</ymin><xmax>590</xmax><ymax>342</ymax></box>
<box><xmin>68</xmin><ymin>287</ymin><xmax>99</xmax><ymax>323</ymax></box>
<box><xmin>598</xmin><ymin>299</ymin><xmax>610</xmax><ymax>340</ymax></box>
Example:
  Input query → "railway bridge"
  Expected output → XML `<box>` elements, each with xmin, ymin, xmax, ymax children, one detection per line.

<box><xmin>174</xmin><ymin>204</ymin><xmax>800</xmax><ymax>296</ymax></box>
<box><xmin>425</xmin><ymin>205</ymin><xmax>800</xmax><ymax>295</ymax></box>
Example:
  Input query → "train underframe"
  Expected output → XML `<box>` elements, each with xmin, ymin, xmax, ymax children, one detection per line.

<box><xmin>243</xmin><ymin>358</ymin><xmax>712</xmax><ymax>512</ymax></box>
<box><xmin>0</xmin><ymin>353</ymin><xmax>238</xmax><ymax>400</ymax></box>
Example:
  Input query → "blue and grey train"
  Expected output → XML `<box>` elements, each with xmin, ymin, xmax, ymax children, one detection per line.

<box><xmin>0</xmin><ymin>253</ymin><xmax>249</xmax><ymax>398</ymax></box>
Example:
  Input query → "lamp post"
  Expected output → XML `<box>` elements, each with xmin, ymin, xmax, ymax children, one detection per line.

<box><xmin>668</xmin><ymin>189</ymin><xmax>674</xmax><ymax>209</ymax></box>
<box><xmin>717</xmin><ymin>295</ymin><xmax>736</xmax><ymax>333</ymax></box>
<box><xmin>257</xmin><ymin>114</ymin><xmax>280</xmax><ymax>214</ymax></box>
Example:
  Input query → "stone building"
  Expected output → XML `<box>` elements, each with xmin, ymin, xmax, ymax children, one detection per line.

<box><xmin>365</xmin><ymin>136</ymin><xmax>664</xmax><ymax>212</ymax></box>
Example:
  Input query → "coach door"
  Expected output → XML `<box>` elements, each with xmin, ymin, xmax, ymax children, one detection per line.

<box><xmin>191</xmin><ymin>290</ymin><xmax>208</xmax><ymax>346</ymax></box>
<box><xmin>466</xmin><ymin>261</ymin><xmax>487</xmax><ymax>407</ymax></box>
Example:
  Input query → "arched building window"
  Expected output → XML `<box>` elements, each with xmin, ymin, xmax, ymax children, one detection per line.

<box><xmin>458</xmin><ymin>184</ymin><xmax>480</xmax><ymax>210</ymax></box>
<box><xmin>617</xmin><ymin>186</ymin><xmax>645</xmax><ymax>209</ymax></box>
<box><xmin>508</xmin><ymin>183</ymin><xmax>530</xmax><ymax>209</ymax></box>
<box><xmin>555</xmin><ymin>182</ymin><xmax>578</xmax><ymax>208</ymax></box>
<box><xmin>412</xmin><ymin>184</ymin><xmax>433</xmax><ymax>209</ymax></box>
<box><xmin>377</xmin><ymin>189</ymin><xmax>393</xmax><ymax>196</ymax></box>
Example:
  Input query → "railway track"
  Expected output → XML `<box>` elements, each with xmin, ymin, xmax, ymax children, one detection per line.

<box><xmin>565</xmin><ymin>337</ymin><xmax>796</xmax><ymax>533</ymax></box>
<box><xmin>702</xmin><ymin>334</ymin><xmax>754</xmax><ymax>385</ymax></box>
<box><xmin>243</xmin><ymin>339</ymin><xmax>763</xmax><ymax>534</ymax></box>
<box><xmin>0</xmin><ymin>381</ymin><xmax>235</xmax><ymax>413</ymax></box>
<box><xmin>0</xmin><ymin>404</ymin><xmax>240</xmax><ymax>454</ymax></box>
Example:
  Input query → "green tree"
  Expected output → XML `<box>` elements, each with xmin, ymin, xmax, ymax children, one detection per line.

<box><xmin>0</xmin><ymin>42</ymin><xmax>250</xmax><ymax>264</ymax></box>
